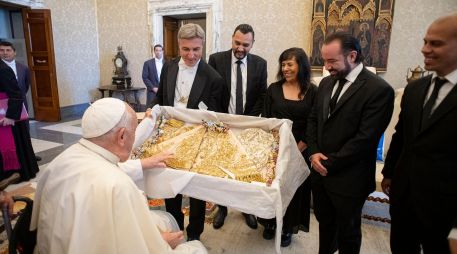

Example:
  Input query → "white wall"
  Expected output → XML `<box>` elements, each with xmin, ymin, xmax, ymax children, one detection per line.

<box><xmin>4</xmin><ymin>0</ymin><xmax>457</xmax><ymax>107</ymax></box>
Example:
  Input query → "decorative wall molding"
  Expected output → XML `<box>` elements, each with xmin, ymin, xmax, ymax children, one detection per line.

<box><xmin>148</xmin><ymin>0</ymin><xmax>222</xmax><ymax>58</ymax></box>
<box><xmin>2</xmin><ymin>0</ymin><xmax>44</xmax><ymax>8</ymax></box>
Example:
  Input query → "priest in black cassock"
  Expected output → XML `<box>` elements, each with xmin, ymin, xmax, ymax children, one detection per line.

<box><xmin>0</xmin><ymin>59</ymin><xmax>38</xmax><ymax>183</ymax></box>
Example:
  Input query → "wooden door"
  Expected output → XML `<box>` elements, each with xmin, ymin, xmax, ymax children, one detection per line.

<box><xmin>22</xmin><ymin>9</ymin><xmax>60</xmax><ymax>121</ymax></box>
<box><xmin>163</xmin><ymin>16</ymin><xmax>179</xmax><ymax>60</ymax></box>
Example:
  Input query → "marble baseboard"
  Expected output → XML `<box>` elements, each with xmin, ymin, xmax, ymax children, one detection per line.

<box><xmin>60</xmin><ymin>103</ymin><xmax>90</xmax><ymax>120</ymax></box>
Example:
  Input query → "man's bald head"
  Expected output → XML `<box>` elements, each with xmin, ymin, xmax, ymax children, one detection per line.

<box><xmin>422</xmin><ymin>12</ymin><xmax>457</xmax><ymax>76</ymax></box>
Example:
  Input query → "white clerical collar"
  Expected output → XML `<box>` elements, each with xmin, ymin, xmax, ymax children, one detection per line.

<box><xmin>79</xmin><ymin>138</ymin><xmax>120</xmax><ymax>164</ymax></box>
<box><xmin>432</xmin><ymin>68</ymin><xmax>457</xmax><ymax>86</ymax></box>
<box><xmin>178</xmin><ymin>58</ymin><xmax>200</xmax><ymax>70</ymax></box>
<box><xmin>344</xmin><ymin>63</ymin><xmax>363</xmax><ymax>83</ymax></box>
<box><xmin>231</xmin><ymin>51</ymin><xmax>247</xmax><ymax>65</ymax></box>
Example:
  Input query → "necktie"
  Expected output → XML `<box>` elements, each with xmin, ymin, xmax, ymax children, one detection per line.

<box><xmin>236</xmin><ymin>60</ymin><xmax>243</xmax><ymax>115</ymax></box>
<box><xmin>329</xmin><ymin>78</ymin><xmax>347</xmax><ymax>113</ymax></box>
<box><xmin>422</xmin><ymin>77</ymin><xmax>447</xmax><ymax>126</ymax></box>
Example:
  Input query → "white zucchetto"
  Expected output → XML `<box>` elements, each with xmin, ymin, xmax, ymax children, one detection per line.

<box><xmin>82</xmin><ymin>98</ymin><xmax>126</xmax><ymax>138</ymax></box>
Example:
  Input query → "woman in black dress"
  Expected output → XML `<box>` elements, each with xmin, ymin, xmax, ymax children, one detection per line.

<box><xmin>261</xmin><ymin>47</ymin><xmax>317</xmax><ymax>247</ymax></box>
<box><xmin>0</xmin><ymin>60</ymin><xmax>39</xmax><ymax>183</ymax></box>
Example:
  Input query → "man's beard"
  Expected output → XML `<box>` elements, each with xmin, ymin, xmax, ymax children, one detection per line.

<box><xmin>331</xmin><ymin>58</ymin><xmax>351</xmax><ymax>80</ymax></box>
<box><xmin>234</xmin><ymin>49</ymin><xmax>247</xmax><ymax>60</ymax></box>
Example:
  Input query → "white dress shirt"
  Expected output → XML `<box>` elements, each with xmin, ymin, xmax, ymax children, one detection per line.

<box><xmin>155</xmin><ymin>57</ymin><xmax>163</xmax><ymax>79</ymax></box>
<box><xmin>228</xmin><ymin>52</ymin><xmax>247</xmax><ymax>114</ymax></box>
<box><xmin>424</xmin><ymin>68</ymin><xmax>457</xmax><ymax>114</ymax></box>
<box><xmin>330</xmin><ymin>63</ymin><xmax>364</xmax><ymax>102</ymax></box>
<box><xmin>2</xmin><ymin>59</ymin><xmax>17</xmax><ymax>79</ymax></box>
<box><xmin>174</xmin><ymin>58</ymin><xmax>200</xmax><ymax>109</ymax></box>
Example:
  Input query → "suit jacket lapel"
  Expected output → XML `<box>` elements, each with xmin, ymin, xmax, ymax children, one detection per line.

<box><xmin>188</xmin><ymin>61</ymin><xmax>206</xmax><ymax>108</ymax></box>
<box><xmin>322</xmin><ymin>78</ymin><xmax>333</xmax><ymax>122</ymax></box>
<box><xmin>224</xmin><ymin>50</ymin><xmax>232</xmax><ymax>94</ymax></box>
<box><xmin>151</xmin><ymin>60</ymin><xmax>159</xmax><ymax>82</ymax></box>
<box><xmin>421</xmin><ymin>83</ymin><xmax>457</xmax><ymax>131</ymax></box>
<box><xmin>246</xmin><ymin>54</ymin><xmax>254</xmax><ymax>114</ymax></box>
<box><xmin>167</xmin><ymin>59</ymin><xmax>179</xmax><ymax>106</ymax></box>
<box><xmin>411</xmin><ymin>76</ymin><xmax>432</xmax><ymax>136</ymax></box>
<box><xmin>334</xmin><ymin>77</ymin><xmax>365</xmax><ymax>113</ymax></box>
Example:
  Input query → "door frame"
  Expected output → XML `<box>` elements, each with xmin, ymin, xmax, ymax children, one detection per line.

<box><xmin>148</xmin><ymin>0</ymin><xmax>222</xmax><ymax>60</ymax></box>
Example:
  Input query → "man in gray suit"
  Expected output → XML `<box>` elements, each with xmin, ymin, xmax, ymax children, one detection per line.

<box><xmin>208</xmin><ymin>24</ymin><xmax>267</xmax><ymax>230</ymax></box>
<box><xmin>142</xmin><ymin>44</ymin><xmax>164</xmax><ymax>108</ymax></box>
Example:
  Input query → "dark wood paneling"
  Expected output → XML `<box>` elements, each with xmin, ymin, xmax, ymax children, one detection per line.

<box><xmin>22</xmin><ymin>9</ymin><xmax>60</xmax><ymax>121</ymax></box>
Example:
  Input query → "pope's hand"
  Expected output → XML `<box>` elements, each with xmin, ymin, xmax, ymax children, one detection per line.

<box><xmin>140</xmin><ymin>151</ymin><xmax>174</xmax><ymax>170</ymax></box>
<box><xmin>161</xmin><ymin>231</ymin><xmax>185</xmax><ymax>249</ymax></box>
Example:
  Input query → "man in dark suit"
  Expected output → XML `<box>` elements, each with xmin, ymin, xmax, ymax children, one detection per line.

<box><xmin>142</xmin><ymin>44</ymin><xmax>164</xmax><ymax>108</ymax></box>
<box><xmin>0</xmin><ymin>41</ymin><xmax>31</xmax><ymax>112</ymax></box>
<box><xmin>208</xmin><ymin>24</ymin><xmax>267</xmax><ymax>230</ymax></box>
<box><xmin>306</xmin><ymin>33</ymin><xmax>394</xmax><ymax>254</ymax></box>
<box><xmin>153</xmin><ymin>23</ymin><xmax>223</xmax><ymax>241</ymax></box>
<box><xmin>381</xmin><ymin>13</ymin><xmax>457</xmax><ymax>254</ymax></box>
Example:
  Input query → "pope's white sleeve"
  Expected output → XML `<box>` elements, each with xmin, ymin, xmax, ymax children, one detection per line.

<box><xmin>118</xmin><ymin>159</ymin><xmax>143</xmax><ymax>182</ymax></box>
<box><xmin>133</xmin><ymin>116</ymin><xmax>155</xmax><ymax>149</ymax></box>
<box><xmin>173</xmin><ymin>241</ymin><xmax>208</xmax><ymax>254</ymax></box>
<box><xmin>113</xmin><ymin>179</ymin><xmax>207</xmax><ymax>254</ymax></box>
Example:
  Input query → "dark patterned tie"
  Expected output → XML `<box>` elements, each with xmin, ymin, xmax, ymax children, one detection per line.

<box><xmin>329</xmin><ymin>78</ymin><xmax>347</xmax><ymax>113</ymax></box>
<box><xmin>422</xmin><ymin>77</ymin><xmax>447</xmax><ymax>127</ymax></box>
<box><xmin>236</xmin><ymin>60</ymin><xmax>243</xmax><ymax>115</ymax></box>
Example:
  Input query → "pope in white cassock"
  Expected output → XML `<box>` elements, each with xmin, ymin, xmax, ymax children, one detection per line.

<box><xmin>30</xmin><ymin>98</ymin><xmax>207</xmax><ymax>254</ymax></box>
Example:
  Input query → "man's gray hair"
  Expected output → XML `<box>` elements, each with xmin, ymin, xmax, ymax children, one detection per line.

<box><xmin>178</xmin><ymin>23</ymin><xmax>205</xmax><ymax>42</ymax></box>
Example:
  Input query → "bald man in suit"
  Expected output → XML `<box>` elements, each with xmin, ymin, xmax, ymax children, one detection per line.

<box><xmin>382</xmin><ymin>13</ymin><xmax>457</xmax><ymax>254</ymax></box>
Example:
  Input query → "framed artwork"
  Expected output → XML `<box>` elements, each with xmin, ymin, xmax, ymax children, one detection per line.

<box><xmin>310</xmin><ymin>0</ymin><xmax>395</xmax><ymax>72</ymax></box>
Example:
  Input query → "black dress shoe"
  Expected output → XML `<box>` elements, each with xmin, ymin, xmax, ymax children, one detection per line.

<box><xmin>242</xmin><ymin>213</ymin><xmax>257</xmax><ymax>229</ymax></box>
<box><xmin>262</xmin><ymin>224</ymin><xmax>275</xmax><ymax>240</ymax></box>
<box><xmin>187</xmin><ymin>235</ymin><xmax>200</xmax><ymax>241</ymax></box>
<box><xmin>35</xmin><ymin>156</ymin><xmax>42</xmax><ymax>162</ymax></box>
<box><xmin>213</xmin><ymin>208</ymin><xmax>227</xmax><ymax>229</ymax></box>
<box><xmin>281</xmin><ymin>232</ymin><xmax>292</xmax><ymax>247</ymax></box>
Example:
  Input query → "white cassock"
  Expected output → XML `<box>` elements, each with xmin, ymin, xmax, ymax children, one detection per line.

<box><xmin>30</xmin><ymin>138</ymin><xmax>207</xmax><ymax>254</ymax></box>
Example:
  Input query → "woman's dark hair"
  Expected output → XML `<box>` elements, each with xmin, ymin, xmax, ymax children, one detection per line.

<box><xmin>276</xmin><ymin>47</ymin><xmax>312</xmax><ymax>98</ymax></box>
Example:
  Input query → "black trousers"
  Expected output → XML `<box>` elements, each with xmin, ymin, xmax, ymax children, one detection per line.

<box><xmin>312</xmin><ymin>178</ymin><xmax>367</xmax><ymax>254</ymax></box>
<box><xmin>390</xmin><ymin>193</ymin><xmax>454</xmax><ymax>254</ymax></box>
<box><xmin>165</xmin><ymin>194</ymin><xmax>206</xmax><ymax>238</ymax></box>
